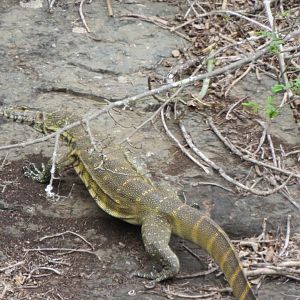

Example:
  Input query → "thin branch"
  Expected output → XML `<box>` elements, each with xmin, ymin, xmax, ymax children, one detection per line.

<box><xmin>225</xmin><ymin>97</ymin><xmax>248</xmax><ymax>120</ymax></box>
<box><xmin>163</xmin><ymin>287</ymin><xmax>218</xmax><ymax>299</ymax></box>
<box><xmin>161</xmin><ymin>109</ymin><xmax>210</xmax><ymax>174</ymax></box>
<box><xmin>224</xmin><ymin>64</ymin><xmax>253</xmax><ymax>97</ymax></box>
<box><xmin>45</xmin><ymin>134</ymin><xmax>60</xmax><ymax>198</ymax></box>
<box><xmin>267</xmin><ymin>134</ymin><xmax>277</xmax><ymax>167</ymax></box>
<box><xmin>279</xmin><ymin>215</ymin><xmax>291</xmax><ymax>257</ymax></box>
<box><xmin>48</xmin><ymin>0</ymin><xmax>57</xmax><ymax>12</ymax></box>
<box><xmin>208</xmin><ymin>118</ymin><xmax>300</xmax><ymax>178</ymax></box>
<box><xmin>246</xmin><ymin>265</ymin><xmax>300</xmax><ymax>277</ymax></box>
<box><xmin>0</xmin><ymin>261</ymin><xmax>25</xmax><ymax>272</ymax></box>
<box><xmin>254</xmin><ymin>120</ymin><xmax>268</xmax><ymax>155</ymax></box>
<box><xmin>176</xmin><ymin>266</ymin><xmax>219</xmax><ymax>279</ymax></box>
<box><xmin>171</xmin><ymin>10</ymin><xmax>272</xmax><ymax>32</ymax></box>
<box><xmin>24</xmin><ymin>247</ymin><xmax>98</xmax><ymax>257</ymax></box>
<box><xmin>1</xmin><ymin>30</ymin><xmax>299</xmax><ymax>153</ymax></box>
<box><xmin>263</xmin><ymin>0</ymin><xmax>293</xmax><ymax>104</ymax></box>
<box><xmin>106</xmin><ymin>0</ymin><xmax>113</xmax><ymax>17</ymax></box>
<box><xmin>198</xmin><ymin>51</ymin><xmax>214</xmax><ymax>101</ymax></box>
<box><xmin>79</xmin><ymin>0</ymin><xmax>91</xmax><ymax>33</ymax></box>
<box><xmin>179</xmin><ymin>122</ymin><xmax>293</xmax><ymax>195</ymax></box>
<box><xmin>40</xmin><ymin>231</ymin><xmax>94</xmax><ymax>250</ymax></box>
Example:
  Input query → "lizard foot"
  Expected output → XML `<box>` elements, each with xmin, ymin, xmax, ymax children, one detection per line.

<box><xmin>23</xmin><ymin>162</ymin><xmax>50</xmax><ymax>183</ymax></box>
<box><xmin>131</xmin><ymin>270</ymin><xmax>157</xmax><ymax>289</ymax></box>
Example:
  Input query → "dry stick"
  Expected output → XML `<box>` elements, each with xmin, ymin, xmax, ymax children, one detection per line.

<box><xmin>106</xmin><ymin>0</ymin><xmax>113</xmax><ymax>17</ymax></box>
<box><xmin>171</xmin><ymin>10</ymin><xmax>272</xmax><ymax>32</ymax></box>
<box><xmin>0</xmin><ymin>283</ymin><xmax>7</xmax><ymax>300</ymax></box>
<box><xmin>179</xmin><ymin>122</ymin><xmax>292</xmax><ymax>196</ymax></box>
<box><xmin>121</xmin><ymin>87</ymin><xmax>182</xmax><ymax>144</ymax></box>
<box><xmin>123</xmin><ymin>58</ymin><xmax>205</xmax><ymax>144</ymax></box>
<box><xmin>40</xmin><ymin>231</ymin><xmax>94</xmax><ymax>250</ymax></box>
<box><xmin>45</xmin><ymin>134</ymin><xmax>60</xmax><ymax>197</ymax></box>
<box><xmin>120</xmin><ymin>14</ymin><xmax>192</xmax><ymax>42</ymax></box>
<box><xmin>246</xmin><ymin>266</ymin><xmax>300</xmax><ymax>277</ymax></box>
<box><xmin>163</xmin><ymin>288</ymin><xmax>218</xmax><ymax>299</ymax></box>
<box><xmin>285</xmin><ymin>149</ymin><xmax>300</xmax><ymax>157</ymax></box>
<box><xmin>208</xmin><ymin>118</ymin><xmax>300</xmax><ymax>178</ymax></box>
<box><xmin>222</xmin><ymin>0</ymin><xmax>228</xmax><ymax>9</ymax></box>
<box><xmin>185</xmin><ymin>0</ymin><xmax>199</xmax><ymax>18</ymax></box>
<box><xmin>198</xmin><ymin>51</ymin><xmax>214</xmax><ymax>101</ymax></box>
<box><xmin>267</xmin><ymin>134</ymin><xmax>277</xmax><ymax>167</ymax></box>
<box><xmin>2</xmin><ymin>28</ymin><xmax>299</xmax><ymax>152</ymax></box>
<box><xmin>48</xmin><ymin>0</ymin><xmax>57</xmax><ymax>12</ymax></box>
<box><xmin>224</xmin><ymin>64</ymin><xmax>253</xmax><ymax>97</ymax></box>
<box><xmin>176</xmin><ymin>266</ymin><xmax>219</xmax><ymax>279</ymax></box>
<box><xmin>79</xmin><ymin>0</ymin><xmax>91</xmax><ymax>33</ymax></box>
<box><xmin>26</xmin><ymin>267</ymin><xmax>62</xmax><ymax>281</ymax></box>
<box><xmin>188</xmin><ymin>181</ymin><xmax>234</xmax><ymax>193</ymax></box>
<box><xmin>0</xmin><ymin>261</ymin><xmax>25</xmax><ymax>272</ymax></box>
<box><xmin>225</xmin><ymin>96</ymin><xmax>248</xmax><ymax>120</ymax></box>
<box><xmin>279</xmin><ymin>214</ymin><xmax>291</xmax><ymax>257</ymax></box>
<box><xmin>254</xmin><ymin>120</ymin><xmax>268</xmax><ymax>155</ymax></box>
<box><xmin>264</xmin><ymin>174</ymin><xmax>300</xmax><ymax>210</ymax></box>
<box><xmin>24</xmin><ymin>247</ymin><xmax>96</xmax><ymax>256</ymax></box>
<box><xmin>0</xmin><ymin>43</ymin><xmax>273</xmax><ymax>153</ymax></box>
<box><xmin>263</xmin><ymin>0</ymin><xmax>293</xmax><ymax>105</ymax></box>
<box><xmin>161</xmin><ymin>110</ymin><xmax>210</xmax><ymax>174</ymax></box>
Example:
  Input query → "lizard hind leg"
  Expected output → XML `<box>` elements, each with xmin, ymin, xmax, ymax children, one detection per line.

<box><xmin>133</xmin><ymin>215</ymin><xmax>180</xmax><ymax>284</ymax></box>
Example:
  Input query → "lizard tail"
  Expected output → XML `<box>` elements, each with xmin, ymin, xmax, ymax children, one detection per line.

<box><xmin>170</xmin><ymin>204</ymin><xmax>257</xmax><ymax>300</ymax></box>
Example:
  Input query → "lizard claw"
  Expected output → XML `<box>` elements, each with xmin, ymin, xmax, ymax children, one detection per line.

<box><xmin>23</xmin><ymin>162</ymin><xmax>49</xmax><ymax>183</ymax></box>
<box><xmin>131</xmin><ymin>270</ymin><xmax>157</xmax><ymax>289</ymax></box>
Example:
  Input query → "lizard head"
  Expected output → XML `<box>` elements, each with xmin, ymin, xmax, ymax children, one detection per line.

<box><xmin>0</xmin><ymin>106</ymin><xmax>65</xmax><ymax>134</ymax></box>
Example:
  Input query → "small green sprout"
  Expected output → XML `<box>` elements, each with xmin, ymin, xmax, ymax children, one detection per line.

<box><xmin>242</xmin><ymin>101</ymin><xmax>259</xmax><ymax>114</ymax></box>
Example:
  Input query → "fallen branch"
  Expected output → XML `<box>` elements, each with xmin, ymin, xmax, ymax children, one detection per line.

<box><xmin>0</xmin><ymin>43</ymin><xmax>271</xmax><ymax>152</ymax></box>
<box><xmin>40</xmin><ymin>231</ymin><xmax>94</xmax><ymax>250</ymax></box>
<box><xmin>207</xmin><ymin>118</ymin><xmax>300</xmax><ymax>178</ymax></box>
<box><xmin>79</xmin><ymin>0</ymin><xmax>91</xmax><ymax>33</ymax></box>
<box><xmin>161</xmin><ymin>109</ymin><xmax>210</xmax><ymax>174</ymax></box>
<box><xmin>179</xmin><ymin>121</ymin><xmax>293</xmax><ymax>195</ymax></box>
<box><xmin>0</xmin><ymin>261</ymin><xmax>25</xmax><ymax>272</ymax></box>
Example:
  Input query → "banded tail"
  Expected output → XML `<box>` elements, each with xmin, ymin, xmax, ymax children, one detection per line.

<box><xmin>170</xmin><ymin>204</ymin><xmax>257</xmax><ymax>300</ymax></box>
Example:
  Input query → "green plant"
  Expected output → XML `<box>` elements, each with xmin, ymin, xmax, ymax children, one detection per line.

<box><xmin>291</xmin><ymin>78</ymin><xmax>300</xmax><ymax>95</ymax></box>
<box><xmin>242</xmin><ymin>101</ymin><xmax>259</xmax><ymax>113</ymax></box>
<box><xmin>256</xmin><ymin>31</ymin><xmax>283</xmax><ymax>54</ymax></box>
<box><xmin>271</xmin><ymin>78</ymin><xmax>300</xmax><ymax>95</ymax></box>
<box><xmin>271</xmin><ymin>83</ymin><xmax>286</xmax><ymax>94</ymax></box>
<box><xmin>265</xmin><ymin>96</ymin><xmax>279</xmax><ymax>118</ymax></box>
<box><xmin>281</xmin><ymin>11</ymin><xmax>290</xmax><ymax>17</ymax></box>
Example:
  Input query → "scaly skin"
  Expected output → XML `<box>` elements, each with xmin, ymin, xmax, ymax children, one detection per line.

<box><xmin>0</xmin><ymin>106</ymin><xmax>257</xmax><ymax>300</ymax></box>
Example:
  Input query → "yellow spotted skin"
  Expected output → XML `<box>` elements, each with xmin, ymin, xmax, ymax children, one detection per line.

<box><xmin>0</xmin><ymin>106</ymin><xmax>257</xmax><ymax>300</ymax></box>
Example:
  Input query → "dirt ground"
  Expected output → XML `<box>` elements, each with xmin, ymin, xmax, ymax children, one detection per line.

<box><xmin>1</xmin><ymin>1</ymin><xmax>300</xmax><ymax>300</ymax></box>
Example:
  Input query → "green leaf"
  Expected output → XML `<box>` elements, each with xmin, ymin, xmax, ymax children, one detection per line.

<box><xmin>291</xmin><ymin>78</ymin><xmax>300</xmax><ymax>95</ymax></box>
<box><xmin>271</xmin><ymin>84</ymin><xmax>285</xmax><ymax>94</ymax></box>
<box><xmin>265</xmin><ymin>96</ymin><xmax>279</xmax><ymax>119</ymax></box>
<box><xmin>242</xmin><ymin>101</ymin><xmax>259</xmax><ymax>113</ymax></box>
<box><xmin>281</xmin><ymin>11</ymin><xmax>290</xmax><ymax>17</ymax></box>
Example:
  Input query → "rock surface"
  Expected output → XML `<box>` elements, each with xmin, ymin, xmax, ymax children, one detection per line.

<box><xmin>0</xmin><ymin>1</ymin><xmax>299</xmax><ymax>299</ymax></box>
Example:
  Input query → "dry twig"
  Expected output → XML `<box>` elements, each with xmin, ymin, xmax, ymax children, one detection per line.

<box><xmin>161</xmin><ymin>109</ymin><xmax>210</xmax><ymax>174</ymax></box>
<box><xmin>0</xmin><ymin>261</ymin><xmax>25</xmax><ymax>273</ymax></box>
<box><xmin>179</xmin><ymin>122</ymin><xmax>293</xmax><ymax>196</ymax></box>
<box><xmin>106</xmin><ymin>0</ymin><xmax>113</xmax><ymax>17</ymax></box>
<box><xmin>40</xmin><ymin>231</ymin><xmax>94</xmax><ymax>250</ymax></box>
<box><xmin>79</xmin><ymin>0</ymin><xmax>91</xmax><ymax>33</ymax></box>
<box><xmin>208</xmin><ymin>118</ymin><xmax>300</xmax><ymax>178</ymax></box>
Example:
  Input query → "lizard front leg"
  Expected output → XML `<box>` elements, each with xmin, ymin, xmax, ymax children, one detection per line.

<box><xmin>23</xmin><ymin>151</ymin><xmax>77</xmax><ymax>183</ymax></box>
<box><xmin>134</xmin><ymin>215</ymin><xmax>180</xmax><ymax>284</ymax></box>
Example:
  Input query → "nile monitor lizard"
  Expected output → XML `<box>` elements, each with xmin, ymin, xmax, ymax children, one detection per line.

<box><xmin>0</xmin><ymin>106</ymin><xmax>257</xmax><ymax>300</ymax></box>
